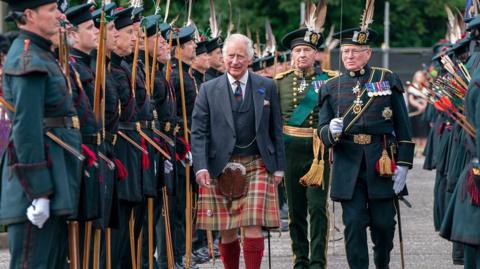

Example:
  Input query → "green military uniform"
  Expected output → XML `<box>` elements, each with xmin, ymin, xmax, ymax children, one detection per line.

<box><xmin>276</xmin><ymin>68</ymin><xmax>334</xmax><ymax>269</ymax></box>
<box><xmin>317</xmin><ymin>26</ymin><xmax>414</xmax><ymax>269</ymax></box>
<box><xmin>0</xmin><ymin>9</ymin><xmax>82</xmax><ymax>269</ymax></box>
<box><xmin>440</xmin><ymin>15</ymin><xmax>480</xmax><ymax>268</ymax></box>
<box><xmin>277</xmin><ymin>26</ymin><xmax>334</xmax><ymax>269</ymax></box>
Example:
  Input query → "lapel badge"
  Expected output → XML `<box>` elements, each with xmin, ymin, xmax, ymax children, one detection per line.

<box><xmin>382</xmin><ymin>107</ymin><xmax>393</xmax><ymax>120</ymax></box>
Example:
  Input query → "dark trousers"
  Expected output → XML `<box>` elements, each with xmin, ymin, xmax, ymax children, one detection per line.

<box><xmin>285</xmin><ymin>136</ymin><xmax>329</xmax><ymax>269</ymax></box>
<box><xmin>8</xmin><ymin>216</ymin><xmax>68</xmax><ymax>269</ymax></box>
<box><xmin>110</xmin><ymin>201</ymin><xmax>145</xmax><ymax>269</ymax></box>
<box><xmin>341</xmin><ymin>177</ymin><xmax>396</xmax><ymax>269</ymax></box>
<box><xmin>464</xmin><ymin>245</ymin><xmax>480</xmax><ymax>269</ymax></box>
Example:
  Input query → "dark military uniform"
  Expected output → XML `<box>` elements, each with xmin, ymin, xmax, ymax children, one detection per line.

<box><xmin>0</xmin><ymin>29</ymin><xmax>82</xmax><ymax>268</ymax></box>
<box><xmin>318</xmin><ymin>64</ymin><xmax>414</xmax><ymax>268</ymax></box>
<box><xmin>276</xmin><ymin>68</ymin><xmax>334</xmax><ymax>269</ymax></box>
<box><xmin>278</xmin><ymin>25</ymin><xmax>336</xmax><ymax>269</ymax></box>
<box><xmin>168</xmin><ymin>25</ymin><xmax>199</xmax><ymax>266</ymax></box>
<box><xmin>69</xmin><ymin>48</ymin><xmax>101</xmax><ymax>222</ymax></box>
<box><xmin>205</xmin><ymin>67</ymin><xmax>223</xmax><ymax>81</ymax></box>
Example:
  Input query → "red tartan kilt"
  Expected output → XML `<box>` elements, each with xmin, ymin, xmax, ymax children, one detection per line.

<box><xmin>196</xmin><ymin>155</ymin><xmax>280</xmax><ymax>231</ymax></box>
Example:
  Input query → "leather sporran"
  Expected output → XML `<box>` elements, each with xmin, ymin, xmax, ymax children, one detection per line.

<box><xmin>217</xmin><ymin>162</ymin><xmax>249</xmax><ymax>204</ymax></box>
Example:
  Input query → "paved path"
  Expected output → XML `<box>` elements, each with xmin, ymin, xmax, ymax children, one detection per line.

<box><xmin>0</xmin><ymin>157</ymin><xmax>461</xmax><ymax>268</ymax></box>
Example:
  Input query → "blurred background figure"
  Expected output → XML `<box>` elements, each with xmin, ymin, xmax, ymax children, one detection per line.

<box><xmin>407</xmin><ymin>70</ymin><xmax>430</xmax><ymax>156</ymax></box>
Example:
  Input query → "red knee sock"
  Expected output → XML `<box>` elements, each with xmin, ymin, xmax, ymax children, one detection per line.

<box><xmin>243</xmin><ymin>237</ymin><xmax>265</xmax><ymax>269</ymax></box>
<box><xmin>219</xmin><ymin>239</ymin><xmax>240</xmax><ymax>269</ymax></box>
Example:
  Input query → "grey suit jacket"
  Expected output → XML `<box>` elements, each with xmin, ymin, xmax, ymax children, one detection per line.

<box><xmin>191</xmin><ymin>71</ymin><xmax>286</xmax><ymax>177</ymax></box>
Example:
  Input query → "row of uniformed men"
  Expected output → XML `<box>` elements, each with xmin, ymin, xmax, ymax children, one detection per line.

<box><xmin>422</xmin><ymin>12</ymin><xmax>480</xmax><ymax>269</ymax></box>
<box><xmin>0</xmin><ymin>0</ymin><xmax>228</xmax><ymax>268</ymax></box>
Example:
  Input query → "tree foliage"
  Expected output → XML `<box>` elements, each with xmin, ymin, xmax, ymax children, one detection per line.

<box><xmin>68</xmin><ymin>0</ymin><xmax>467</xmax><ymax>48</ymax></box>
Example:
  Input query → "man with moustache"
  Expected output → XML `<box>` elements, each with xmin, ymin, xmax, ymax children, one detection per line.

<box><xmin>276</xmin><ymin>24</ymin><xmax>337</xmax><ymax>269</ymax></box>
<box><xmin>205</xmin><ymin>36</ymin><xmax>225</xmax><ymax>81</ymax></box>
<box><xmin>192</xmin><ymin>33</ymin><xmax>286</xmax><ymax>269</ymax></box>
<box><xmin>0</xmin><ymin>0</ymin><xmax>82</xmax><ymax>267</ymax></box>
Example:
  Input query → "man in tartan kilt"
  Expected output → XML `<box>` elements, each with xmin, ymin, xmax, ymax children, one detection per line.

<box><xmin>191</xmin><ymin>33</ymin><xmax>286</xmax><ymax>269</ymax></box>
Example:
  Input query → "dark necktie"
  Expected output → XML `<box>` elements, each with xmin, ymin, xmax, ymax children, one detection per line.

<box><xmin>234</xmin><ymin>80</ymin><xmax>243</xmax><ymax>104</ymax></box>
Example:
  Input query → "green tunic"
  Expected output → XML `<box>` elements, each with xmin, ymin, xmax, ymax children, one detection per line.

<box><xmin>276</xmin><ymin>68</ymin><xmax>335</xmax><ymax>269</ymax></box>
<box><xmin>0</xmin><ymin>30</ymin><xmax>82</xmax><ymax>269</ymax></box>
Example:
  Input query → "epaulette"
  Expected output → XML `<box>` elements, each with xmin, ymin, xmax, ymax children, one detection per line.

<box><xmin>323</xmin><ymin>69</ymin><xmax>341</xmax><ymax>78</ymax></box>
<box><xmin>325</xmin><ymin>72</ymin><xmax>341</xmax><ymax>83</ymax></box>
<box><xmin>371</xmin><ymin>67</ymin><xmax>393</xmax><ymax>74</ymax></box>
<box><xmin>273</xmin><ymin>69</ymin><xmax>294</xmax><ymax>80</ymax></box>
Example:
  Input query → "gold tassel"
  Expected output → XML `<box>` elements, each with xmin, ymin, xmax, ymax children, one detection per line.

<box><xmin>378</xmin><ymin>149</ymin><xmax>394</xmax><ymax>177</ymax></box>
<box><xmin>300</xmin><ymin>130</ymin><xmax>325</xmax><ymax>188</ymax></box>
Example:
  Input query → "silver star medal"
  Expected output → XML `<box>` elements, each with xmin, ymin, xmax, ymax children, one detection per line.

<box><xmin>299</xmin><ymin>78</ymin><xmax>308</xmax><ymax>93</ymax></box>
<box><xmin>352</xmin><ymin>81</ymin><xmax>361</xmax><ymax>94</ymax></box>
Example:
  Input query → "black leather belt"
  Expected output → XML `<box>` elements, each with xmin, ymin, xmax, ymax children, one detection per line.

<box><xmin>105</xmin><ymin>132</ymin><xmax>117</xmax><ymax>145</ymax></box>
<box><xmin>343</xmin><ymin>134</ymin><xmax>383</xmax><ymax>145</ymax></box>
<box><xmin>118</xmin><ymin>122</ymin><xmax>138</xmax><ymax>131</ymax></box>
<box><xmin>82</xmin><ymin>133</ymin><xmax>102</xmax><ymax>145</ymax></box>
<box><xmin>44</xmin><ymin>116</ymin><xmax>80</xmax><ymax>129</ymax></box>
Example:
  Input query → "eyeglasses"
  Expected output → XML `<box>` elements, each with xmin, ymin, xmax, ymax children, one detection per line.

<box><xmin>341</xmin><ymin>48</ymin><xmax>369</xmax><ymax>55</ymax></box>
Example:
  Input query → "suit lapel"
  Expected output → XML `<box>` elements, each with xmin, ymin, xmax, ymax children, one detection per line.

<box><xmin>250</xmin><ymin>72</ymin><xmax>264</xmax><ymax>132</ymax></box>
<box><xmin>218</xmin><ymin>74</ymin><xmax>235</xmax><ymax>132</ymax></box>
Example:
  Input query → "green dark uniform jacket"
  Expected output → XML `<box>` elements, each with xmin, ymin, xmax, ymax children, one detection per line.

<box><xmin>317</xmin><ymin>65</ymin><xmax>415</xmax><ymax>200</ymax></box>
<box><xmin>0</xmin><ymin>30</ymin><xmax>82</xmax><ymax>224</ymax></box>
<box><xmin>125</xmin><ymin>51</ymin><xmax>157</xmax><ymax>198</ymax></box>
<box><xmin>110</xmin><ymin>52</ymin><xmax>142</xmax><ymax>203</ymax></box>
<box><xmin>69</xmin><ymin>48</ymin><xmax>101</xmax><ymax>221</ymax></box>
<box><xmin>151</xmin><ymin>61</ymin><xmax>176</xmax><ymax>195</ymax></box>
<box><xmin>205</xmin><ymin>67</ymin><xmax>223</xmax><ymax>82</ymax></box>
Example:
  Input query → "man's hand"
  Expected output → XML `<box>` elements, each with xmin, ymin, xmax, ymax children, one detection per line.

<box><xmin>196</xmin><ymin>170</ymin><xmax>211</xmax><ymax>187</ymax></box>
<box><xmin>329</xmin><ymin>118</ymin><xmax>344</xmax><ymax>137</ymax></box>
<box><xmin>26</xmin><ymin>198</ymin><xmax>50</xmax><ymax>229</ymax></box>
<box><xmin>392</xmin><ymin>166</ymin><xmax>408</xmax><ymax>194</ymax></box>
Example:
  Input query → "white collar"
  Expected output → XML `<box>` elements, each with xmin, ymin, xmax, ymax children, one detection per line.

<box><xmin>227</xmin><ymin>71</ymin><xmax>249</xmax><ymax>86</ymax></box>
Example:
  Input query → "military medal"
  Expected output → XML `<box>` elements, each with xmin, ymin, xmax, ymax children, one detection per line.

<box><xmin>353</xmin><ymin>98</ymin><xmax>363</xmax><ymax>114</ymax></box>
<box><xmin>352</xmin><ymin>81</ymin><xmax>363</xmax><ymax>114</ymax></box>
<box><xmin>299</xmin><ymin>78</ymin><xmax>308</xmax><ymax>93</ymax></box>
<box><xmin>382</xmin><ymin>107</ymin><xmax>393</xmax><ymax>120</ymax></box>
<box><xmin>352</xmin><ymin>81</ymin><xmax>361</xmax><ymax>94</ymax></box>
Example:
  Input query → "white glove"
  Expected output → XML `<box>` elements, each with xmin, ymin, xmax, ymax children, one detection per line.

<box><xmin>329</xmin><ymin>118</ymin><xmax>344</xmax><ymax>136</ymax></box>
<box><xmin>26</xmin><ymin>198</ymin><xmax>50</xmax><ymax>229</ymax></box>
<box><xmin>185</xmin><ymin>151</ymin><xmax>193</xmax><ymax>165</ymax></box>
<box><xmin>392</xmin><ymin>166</ymin><xmax>408</xmax><ymax>194</ymax></box>
<box><xmin>164</xmin><ymin>160</ymin><xmax>173</xmax><ymax>174</ymax></box>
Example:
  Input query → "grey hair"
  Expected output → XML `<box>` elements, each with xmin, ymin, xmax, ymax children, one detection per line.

<box><xmin>222</xmin><ymin>33</ymin><xmax>254</xmax><ymax>60</ymax></box>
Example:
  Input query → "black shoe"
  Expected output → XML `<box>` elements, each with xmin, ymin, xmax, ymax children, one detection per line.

<box><xmin>191</xmin><ymin>250</ymin><xmax>210</xmax><ymax>264</ymax></box>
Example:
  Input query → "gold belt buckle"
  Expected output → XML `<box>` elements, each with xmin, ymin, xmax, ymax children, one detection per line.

<box><xmin>112</xmin><ymin>134</ymin><xmax>117</xmax><ymax>145</ymax></box>
<box><xmin>353</xmin><ymin>134</ymin><xmax>371</xmax><ymax>145</ymax></box>
<box><xmin>71</xmin><ymin>116</ymin><xmax>80</xmax><ymax>129</ymax></box>
<box><xmin>136</xmin><ymin>122</ymin><xmax>141</xmax><ymax>132</ymax></box>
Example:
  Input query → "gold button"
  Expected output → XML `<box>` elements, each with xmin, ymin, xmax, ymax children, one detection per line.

<box><xmin>309</xmin><ymin>115</ymin><xmax>313</xmax><ymax>119</ymax></box>
<box><xmin>294</xmin><ymin>104</ymin><xmax>298</xmax><ymax>108</ymax></box>
<box><xmin>293</xmin><ymin>92</ymin><xmax>297</xmax><ymax>96</ymax></box>
<box><xmin>293</xmin><ymin>98</ymin><xmax>297</xmax><ymax>102</ymax></box>
<box><xmin>309</xmin><ymin>120</ymin><xmax>313</xmax><ymax>125</ymax></box>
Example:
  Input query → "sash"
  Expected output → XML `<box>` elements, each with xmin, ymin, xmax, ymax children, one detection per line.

<box><xmin>342</xmin><ymin>69</ymin><xmax>386</xmax><ymax>132</ymax></box>
<box><xmin>287</xmin><ymin>73</ymin><xmax>329</xmax><ymax>126</ymax></box>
